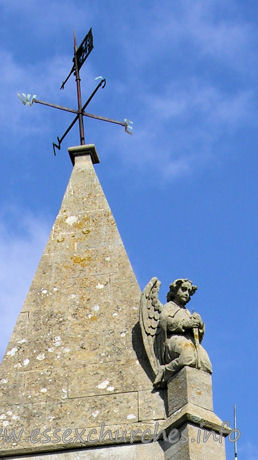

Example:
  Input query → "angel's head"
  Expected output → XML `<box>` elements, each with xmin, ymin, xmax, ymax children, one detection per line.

<box><xmin>167</xmin><ymin>279</ymin><xmax>197</xmax><ymax>306</ymax></box>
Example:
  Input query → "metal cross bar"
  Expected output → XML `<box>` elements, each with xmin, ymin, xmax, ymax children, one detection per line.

<box><xmin>82</xmin><ymin>111</ymin><xmax>128</xmax><ymax>127</ymax></box>
<box><xmin>34</xmin><ymin>78</ymin><xmax>106</xmax><ymax>116</ymax></box>
<box><xmin>34</xmin><ymin>99</ymin><xmax>77</xmax><ymax>115</ymax></box>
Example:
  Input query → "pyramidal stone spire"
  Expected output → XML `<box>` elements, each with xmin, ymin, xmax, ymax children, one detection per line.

<box><xmin>0</xmin><ymin>145</ymin><xmax>167</xmax><ymax>458</ymax></box>
<box><xmin>0</xmin><ymin>145</ymin><xmax>229</xmax><ymax>459</ymax></box>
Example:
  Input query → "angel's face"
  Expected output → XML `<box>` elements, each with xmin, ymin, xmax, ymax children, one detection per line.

<box><xmin>174</xmin><ymin>282</ymin><xmax>192</xmax><ymax>306</ymax></box>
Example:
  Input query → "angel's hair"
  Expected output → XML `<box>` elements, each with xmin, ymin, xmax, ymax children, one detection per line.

<box><xmin>166</xmin><ymin>278</ymin><xmax>197</xmax><ymax>302</ymax></box>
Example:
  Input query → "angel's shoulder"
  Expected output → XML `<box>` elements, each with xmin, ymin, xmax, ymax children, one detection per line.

<box><xmin>160</xmin><ymin>301</ymin><xmax>180</xmax><ymax>319</ymax></box>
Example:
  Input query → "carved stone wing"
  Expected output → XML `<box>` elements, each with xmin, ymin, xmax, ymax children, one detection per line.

<box><xmin>139</xmin><ymin>277</ymin><xmax>163</xmax><ymax>378</ymax></box>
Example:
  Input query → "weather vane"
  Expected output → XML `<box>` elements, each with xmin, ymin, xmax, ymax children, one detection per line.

<box><xmin>17</xmin><ymin>28</ymin><xmax>133</xmax><ymax>155</ymax></box>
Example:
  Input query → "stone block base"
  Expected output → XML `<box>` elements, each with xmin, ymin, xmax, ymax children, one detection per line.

<box><xmin>167</xmin><ymin>367</ymin><xmax>213</xmax><ymax>416</ymax></box>
<box><xmin>163</xmin><ymin>422</ymin><xmax>226</xmax><ymax>460</ymax></box>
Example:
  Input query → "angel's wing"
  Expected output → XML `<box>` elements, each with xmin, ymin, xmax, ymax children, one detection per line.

<box><xmin>139</xmin><ymin>277</ymin><xmax>163</xmax><ymax>378</ymax></box>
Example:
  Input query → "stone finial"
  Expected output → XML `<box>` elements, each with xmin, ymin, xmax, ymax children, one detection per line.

<box><xmin>68</xmin><ymin>144</ymin><xmax>100</xmax><ymax>165</ymax></box>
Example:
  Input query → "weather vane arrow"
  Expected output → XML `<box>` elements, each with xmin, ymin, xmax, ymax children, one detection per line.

<box><xmin>17</xmin><ymin>28</ymin><xmax>133</xmax><ymax>156</ymax></box>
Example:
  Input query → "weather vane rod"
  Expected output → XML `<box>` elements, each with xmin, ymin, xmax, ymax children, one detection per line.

<box><xmin>234</xmin><ymin>404</ymin><xmax>238</xmax><ymax>460</ymax></box>
<box><xmin>17</xmin><ymin>28</ymin><xmax>133</xmax><ymax>155</ymax></box>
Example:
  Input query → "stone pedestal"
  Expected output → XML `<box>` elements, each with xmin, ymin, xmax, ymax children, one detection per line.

<box><xmin>167</xmin><ymin>367</ymin><xmax>213</xmax><ymax>415</ymax></box>
<box><xmin>163</xmin><ymin>367</ymin><xmax>230</xmax><ymax>459</ymax></box>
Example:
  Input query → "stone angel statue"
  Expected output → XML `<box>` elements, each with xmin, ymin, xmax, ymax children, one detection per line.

<box><xmin>139</xmin><ymin>277</ymin><xmax>212</xmax><ymax>388</ymax></box>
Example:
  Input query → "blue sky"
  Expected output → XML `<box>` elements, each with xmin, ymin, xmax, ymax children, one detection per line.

<box><xmin>0</xmin><ymin>1</ymin><xmax>257</xmax><ymax>458</ymax></box>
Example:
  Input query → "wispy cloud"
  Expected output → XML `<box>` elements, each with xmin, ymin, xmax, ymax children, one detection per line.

<box><xmin>145</xmin><ymin>83</ymin><xmax>252</xmax><ymax>126</ymax></box>
<box><xmin>98</xmin><ymin>0</ymin><xmax>256</xmax><ymax>180</ymax></box>
<box><xmin>116</xmin><ymin>0</ymin><xmax>254</xmax><ymax>70</ymax></box>
<box><xmin>104</xmin><ymin>78</ymin><xmax>253</xmax><ymax>182</ymax></box>
<box><xmin>0</xmin><ymin>211</ymin><xmax>50</xmax><ymax>360</ymax></box>
<box><xmin>0</xmin><ymin>49</ymin><xmax>68</xmax><ymax>136</ymax></box>
<box><xmin>172</xmin><ymin>0</ymin><xmax>252</xmax><ymax>62</ymax></box>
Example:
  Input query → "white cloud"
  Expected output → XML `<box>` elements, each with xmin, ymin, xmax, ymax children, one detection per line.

<box><xmin>98</xmin><ymin>0</ymin><xmax>255</xmax><ymax>181</ymax></box>
<box><xmin>0</xmin><ymin>211</ymin><xmax>50</xmax><ymax>360</ymax></box>
<box><xmin>104</xmin><ymin>79</ymin><xmax>253</xmax><ymax>182</ymax></box>
<box><xmin>117</xmin><ymin>0</ymin><xmax>254</xmax><ymax>70</ymax></box>
<box><xmin>176</xmin><ymin>0</ymin><xmax>251</xmax><ymax>61</ymax></box>
<box><xmin>0</xmin><ymin>49</ymin><xmax>68</xmax><ymax>135</ymax></box>
<box><xmin>147</xmin><ymin>83</ymin><xmax>252</xmax><ymax>126</ymax></box>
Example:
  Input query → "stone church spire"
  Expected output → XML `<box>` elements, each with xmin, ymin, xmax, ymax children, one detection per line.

<box><xmin>0</xmin><ymin>145</ymin><xmax>166</xmax><ymax>457</ymax></box>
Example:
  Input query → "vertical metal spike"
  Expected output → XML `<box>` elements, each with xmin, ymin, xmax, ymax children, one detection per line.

<box><xmin>73</xmin><ymin>31</ymin><xmax>78</xmax><ymax>52</ymax></box>
<box><xmin>234</xmin><ymin>404</ymin><xmax>238</xmax><ymax>460</ymax></box>
<box><xmin>73</xmin><ymin>30</ymin><xmax>85</xmax><ymax>145</ymax></box>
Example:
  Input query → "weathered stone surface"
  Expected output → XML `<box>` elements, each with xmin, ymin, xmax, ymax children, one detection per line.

<box><xmin>0</xmin><ymin>402</ymin><xmax>230</xmax><ymax>457</ymax></box>
<box><xmin>68</xmin><ymin>361</ymin><xmax>152</xmax><ymax>398</ymax></box>
<box><xmin>45</xmin><ymin>392</ymin><xmax>139</xmax><ymax>428</ymax></box>
<box><xmin>161</xmin><ymin>403</ymin><xmax>229</xmax><ymax>459</ymax></box>
<box><xmin>0</xmin><ymin>369</ymin><xmax>24</xmax><ymax>404</ymax></box>
<box><xmin>0</xmin><ymin>418</ymin><xmax>166</xmax><ymax>456</ymax></box>
<box><xmin>139</xmin><ymin>389</ymin><xmax>166</xmax><ymax>421</ymax></box>
<box><xmin>0</xmin><ymin>146</ymin><xmax>163</xmax><ymax>456</ymax></box>
<box><xmin>167</xmin><ymin>366</ymin><xmax>213</xmax><ymax>416</ymax></box>
<box><xmin>8</xmin><ymin>442</ymin><xmax>166</xmax><ymax>460</ymax></box>
<box><xmin>162</xmin><ymin>402</ymin><xmax>231</xmax><ymax>437</ymax></box>
<box><xmin>164</xmin><ymin>422</ymin><xmax>226</xmax><ymax>460</ymax></box>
